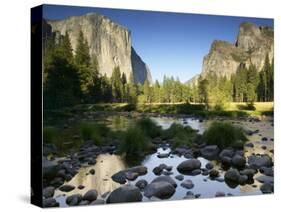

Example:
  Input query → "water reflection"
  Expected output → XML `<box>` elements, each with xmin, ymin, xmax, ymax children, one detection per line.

<box><xmin>54</xmin><ymin>115</ymin><xmax>273</xmax><ymax>206</ymax></box>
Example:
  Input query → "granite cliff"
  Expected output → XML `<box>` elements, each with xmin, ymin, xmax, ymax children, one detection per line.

<box><xmin>46</xmin><ymin>13</ymin><xmax>152</xmax><ymax>84</ymax></box>
<box><xmin>191</xmin><ymin>22</ymin><xmax>273</xmax><ymax>84</ymax></box>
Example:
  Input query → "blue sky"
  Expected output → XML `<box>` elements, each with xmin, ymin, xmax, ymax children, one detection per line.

<box><xmin>43</xmin><ymin>4</ymin><xmax>273</xmax><ymax>83</ymax></box>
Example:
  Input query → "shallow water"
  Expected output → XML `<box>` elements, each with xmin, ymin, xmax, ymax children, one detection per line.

<box><xmin>54</xmin><ymin>116</ymin><xmax>273</xmax><ymax>206</ymax></box>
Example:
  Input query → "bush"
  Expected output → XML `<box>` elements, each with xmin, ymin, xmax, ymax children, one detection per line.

<box><xmin>80</xmin><ymin>122</ymin><xmax>109</xmax><ymax>146</ymax></box>
<box><xmin>118</xmin><ymin>126</ymin><xmax>150</xmax><ymax>157</ymax></box>
<box><xmin>202</xmin><ymin>122</ymin><xmax>247</xmax><ymax>149</ymax></box>
<box><xmin>163</xmin><ymin>123</ymin><xmax>198</xmax><ymax>147</ymax></box>
<box><xmin>135</xmin><ymin>117</ymin><xmax>162</xmax><ymax>138</ymax></box>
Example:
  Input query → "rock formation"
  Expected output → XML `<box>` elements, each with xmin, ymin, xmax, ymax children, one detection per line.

<box><xmin>198</xmin><ymin>22</ymin><xmax>273</xmax><ymax>81</ymax></box>
<box><xmin>45</xmin><ymin>13</ymin><xmax>152</xmax><ymax>84</ymax></box>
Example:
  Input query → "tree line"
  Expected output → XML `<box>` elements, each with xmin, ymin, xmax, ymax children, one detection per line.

<box><xmin>43</xmin><ymin>30</ymin><xmax>273</xmax><ymax>110</ymax></box>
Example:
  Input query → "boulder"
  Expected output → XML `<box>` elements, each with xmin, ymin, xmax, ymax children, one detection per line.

<box><xmin>248</xmin><ymin>155</ymin><xmax>273</xmax><ymax>169</ymax></box>
<box><xmin>106</xmin><ymin>185</ymin><xmax>142</xmax><ymax>203</ymax></box>
<box><xmin>151</xmin><ymin>176</ymin><xmax>177</xmax><ymax>188</ymax></box>
<box><xmin>219</xmin><ymin>149</ymin><xmax>235</xmax><ymax>159</ymax></box>
<box><xmin>209</xmin><ymin>169</ymin><xmax>220</xmax><ymax>178</ymax></box>
<box><xmin>259</xmin><ymin>167</ymin><xmax>274</xmax><ymax>176</ymax></box>
<box><xmin>144</xmin><ymin>181</ymin><xmax>175</xmax><ymax>199</ymax></box>
<box><xmin>135</xmin><ymin>179</ymin><xmax>148</xmax><ymax>190</ymax></box>
<box><xmin>205</xmin><ymin>162</ymin><xmax>214</xmax><ymax>170</ymax></box>
<box><xmin>231</xmin><ymin>154</ymin><xmax>246</xmax><ymax>168</ymax></box>
<box><xmin>125</xmin><ymin>172</ymin><xmax>139</xmax><ymax>181</ymax></box>
<box><xmin>256</xmin><ymin>175</ymin><xmax>274</xmax><ymax>184</ymax></box>
<box><xmin>112</xmin><ymin>166</ymin><xmax>147</xmax><ymax>184</ymax></box>
<box><xmin>240</xmin><ymin>169</ymin><xmax>256</xmax><ymax>179</ymax></box>
<box><xmin>66</xmin><ymin>194</ymin><xmax>83</xmax><ymax>206</ymax></box>
<box><xmin>175</xmin><ymin>175</ymin><xmax>184</xmax><ymax>181</ymax></box>
<box><xmin>181</xmin><ymin>179</ymin><xmax>194</xmax><ymax>189</ymax></box>
<box><xmin>177</xmin><ymin>159</ymin><xmax>201</xmax><ymax>174</ymax></box>
<box><xmin>224</xmin><ymin>169</ymin><xmax>240</xmax><ymax>183</ymax></box>
<box><xmin>260</xmin><ymin>183</ymin><xmax>273</xmax><ymax>194</ymax></box>
<box><xmin>83</xmin><ymin>189</ymin><xmax>98</xmax><ymax>202</ymax></box>
<box><xmin>90</xmin><ymin>199</ymin><xmax>105</xmax><ymax>205</ymax></box>
<box><xmin>200</xmin><ymin>145</ymin><xmax>219</xmax><ymax>160</ymax></box>
<box><xmin>43</xmin><ymin>186</ymin><xmax>55</xmax><ymax>198</ymax></box>
<box><xmin>59</xmin><ymin>184</ymin><xmax>75</xmax><ymax>192</ymax></box>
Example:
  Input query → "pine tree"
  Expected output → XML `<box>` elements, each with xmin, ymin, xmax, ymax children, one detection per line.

<box><xmin>111</xmin><ymin>66</ymin><xmax>122</xmax><ymax>102</ymax></box>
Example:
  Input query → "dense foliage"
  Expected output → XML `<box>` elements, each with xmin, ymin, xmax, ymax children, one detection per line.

<box><xmin>202</xmin><ymin>122</ymin><xmax>248</xmax><ymax>149</ymax></box>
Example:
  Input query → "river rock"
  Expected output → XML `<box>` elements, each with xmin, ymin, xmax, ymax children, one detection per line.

<box><xmin>231</xmin><ymin>154</ymin><xmax>246</xmax><ymax>168</ymax></box>
<box><xmin>219</xmin><ymin>149</ymin><xmax>235</xmax><ymax>158</ymax></box>
<box><xmin>89</xmin><ymin>169</ymin><xmax>95</xmax><ymax>175</ymax></box>
<box><xmin>144</xmin><ymin>181</ymin><xmax>176</xmax><ymax>199</ymax></box>
<box><xmin>125</xmin><ymin>172</ymin><xmax>139</xmax><ymax>181</ymax></box>
<box><xmin>78</xmin><ymin>185</ymin><xmax>85</xmax><ymax>190</ymax></box>
<box><xmin>153</xmin><ymin>166</ymin><xmax>163</xmax><ymax>175</ymax></box>
<box><xmin>66</xmin><ymin>194</ymin><xmax>83</xmax><ymax>206</ymax></box>
<box><xmin>157</xmin><ymin>152</ymin><xmax>170</xmax><ymax>158</ymax></box>
<box><xmin>112</xmin><ymin>166</ymin><xmax>147</xmax><ymax>184</ymax></box>
<box><xmin>240</xmin><ymin>169</ymin><xmax>256</xmax><ymax>179</ymax></box>
<box><xmin>260</xmin><ymin>183</ymin><xmax>273</xmax><ymax>194</ymax></box>
<box><xmin>83</xmin><ymin>189</ymin><xmax>98</xmax><ymax>202</ymax></box>
<box><xmin>200</xmin><ymin>145</ymin><xmax>219</xmax><ymax>160</ymax></box>
<box><xmin>215</xmin><ymin>191</ymin><xmax>226</xmax><ymax>197</ymax></box>
<box><xmin>43</xmin><ymin>186</ymin><xmax>55</xmax><ymax>198</ymax></box>
<box><xmin>184</xmin><ymin>191</ymin><xmax>196</xmax><ymax>199</ymax></box>
<box><xmin>59</xmin><ymin>184</ymin><xmax>75</xmax><ymax>192</ymax></box>
<box><xmin>245</xmin><ymin>143</ymin><xmax>254</xmax><ymax>148</ymax></box>
<box><xmin>238</xmin><ymin>175</ymin><xmax>248</xmax><ymax>184</ymax></box>
<box><xmin>151</xmin><ymin>176</ymin><xmax>177</xmax><ymax>188</ymax></box>
<box><xmin>177</xmin><ymin>159</ymin><xmax>201</xmax><ymax>174</ymax></box>
<box><xmin>135</xmin><ymin>179</ymin><xmax>148</xmax><ymax>190</ymax></box>
<box><xmin>181</xmin><ymin>179</ymin><xmax>194</xmax><ymax>189</ymax></box>
<box><xmin>175</xmin><ymin>175</ymin><xmax>184</xmax><ymax>181</ymax></box>
<box><xmin>209</xmin><ymin>169</ymin><xmax>220</xmax><ymax>178</ymax></box>
<box><xmin>248</xmin><ymin>155</ymin><xmax>273</xmax><ymax>169</ymax></box>
<box><xmin>256</xmin><ymin>175</ymin><xmax>274</xmax><ymax>184</ymax></box>
<box><xmin>224</xmin><ymin>169</ymin><xmax>240</xmax><ymax>183</ymax></box>
<box><xmin>205</xmin><ymin>162</ymin><xmax>214</xmax><ymax>170</ymax></box>
<box><xmin>106</xmin><ymin>185</ymin><xmax>142</xmax><ymax>203</ymax></box>
<box><xmin>259</xmin><ymin>167</ymin><xmax>274</xmax><ymax>176</ymax></box>
<box><xmin>43</xmin><ymin>198</ymin><xmax>59</xmax><ymax>207</ymax></box>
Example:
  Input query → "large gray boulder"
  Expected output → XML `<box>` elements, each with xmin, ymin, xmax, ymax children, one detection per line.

<box><xmin>83</xmin><ymin>189</ymin><xmax>98</xmax><ymax>202</ymax></box>
<box><xmin>106</xmin><ymin>185</ymin><xmax>142</xmax><ymax>203</ymax></box>
<box><xmin>231</xmin><ymin>154</ymin><xmax>246</xmax><ymax>168</ymax></box>
<box><xmin>151</xmin><ymin>176</ymin><xmax>177</xmax><ymax>188</ymax></box>
<box><xmin>177</xmin><ymin>159</ymin><xmax>201</xmax><ymax>174</ymax></box>
<box><xmin>248</xmin><ymin>155</ymin><xmax>273</xmax><ymax>169</ymax></box>
<box><xmin>224</xmin><ymin>169</ymin><xmax>240</xmax><ymax>183</ymax></box>
<box><xmin>200</xmin><ymin>145</ymin><xmax>219</xmax><ymax>160</ymax></box>
<box><xmin>66</xmin><ymin>194</ymin><xmax>83</xmax><ymax>206</ymax></box>
<box><xmin>144</xmin><ymin>181</ymin><xmax>176</xmax><ymax>199</ymax></box>
<box><xmin>111</xmin><ymin>166</ymin><xmax>147</xmax><ymax>184</ymax></box>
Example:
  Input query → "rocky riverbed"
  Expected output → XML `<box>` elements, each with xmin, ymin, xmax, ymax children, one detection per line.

<box><xmin>42</xmin><ymin>115</ymin><xmax>274</xmax><ymax>207</ymax></box>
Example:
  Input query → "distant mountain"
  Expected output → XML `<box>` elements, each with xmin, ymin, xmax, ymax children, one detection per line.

<box><xmin>44</xmin><ymin>13</ymin><xmax>152</xmax><ymax>84</ymax></box>
<box><xmin>188</xmin><ymin>22</ymin><xmax>273</xmax><ymax>84</ymax></box>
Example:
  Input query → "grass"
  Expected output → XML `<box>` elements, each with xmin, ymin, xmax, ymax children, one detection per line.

<box><xmin>118</xmin><ymin>126</ymin><xmax>150</xmax><ymax>158</ymax></box>
<box><xmin>135</xmin><ymin>117</ymin><xmax>162</xmax><ymax>138</ymax></box>
<box><xmin>202</xmin><ymin>122</ymin><xmax>248</xmax><ymax>149</ymax></box>
<box><xmin>163</xmin><ymin>123</ymin><xmax>198</xmax><ymax>147</ymax></box>
<box><xmin>80</xmin><ymin>122</ymin><xmax>110</xmax><ymax>146</ymax></box>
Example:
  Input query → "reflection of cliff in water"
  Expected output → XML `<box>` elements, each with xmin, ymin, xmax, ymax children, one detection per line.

<box><xmin>55</xmin><ymin>154</ymin><xmax>128</xmax><ymax>196</ymax></box>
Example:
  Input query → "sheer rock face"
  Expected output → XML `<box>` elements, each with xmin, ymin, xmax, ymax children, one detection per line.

<box><xmin>201</xmin><ymin>22</ymin><xmax>273</xmax><ymax>79</ymax></box>
<box><xmin>46</xmin><ymin>13</ymin><xmax>151</xmax><ymax>84</ymax></box>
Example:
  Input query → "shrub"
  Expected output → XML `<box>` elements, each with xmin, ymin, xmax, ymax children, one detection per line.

<box><xmin>163</xmin><ymin>123</ymin><xmax>198</xmax><ymax>147</ymax></box>
<box><xmin>202</xmin><ymin>122</ymin><xmax>248</xmax><ymax>149</ymax></box>
<box><xmin>118</xmin><ymin>126</ymin><xmax>149</xmax><ymax>157</ymax></box>
<box><xmin>80</xmin><ymin>122</ymin><xmax>109</xmax><ymax>146</ymax></box>
<box><xmin>135</xmin><ymin>117</ymin><xmax>162</xmax><ymax>138</ymax></box>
